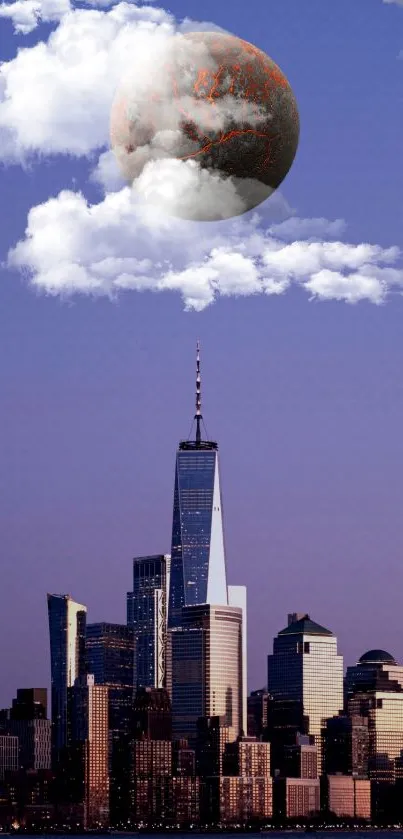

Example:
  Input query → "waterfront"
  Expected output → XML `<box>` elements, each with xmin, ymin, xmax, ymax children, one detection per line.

<box><xmin>3</xmin><ymin>833</ymin><xmax>403</xmax><ymax>838</ymax></box>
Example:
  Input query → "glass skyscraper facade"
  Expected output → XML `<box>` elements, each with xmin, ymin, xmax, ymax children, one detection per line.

<box><xmin>86</xmin><ymin>622</ymin><xmax>135</xmax><ymax>737</ymax></box>
<box><xmin>168</xmin><ymin>346</ymin><xmax>247</xmax><ymax>757</ymax></box>
<box><xmin>127</xmin><ymin>555</ymin><xmax>170</xmax><ymax>689</ymax></box>
<box><xmin>47</xmin><ymin>594</ymin><xmax>87</xmax><ymax>765</ymax></box>
<box><xmin>86</xmin><ymin>623</ymin><xmax>134</xmax><ymax>688</ymax></box>
<box><xmin>168</xmin><ymin>443</ymin><xmax>228</xmax><ymax>629</ymax></box>
<box><xmin>267</xmin><ymin>614</ymin><xmax>343</xmax><ymax>773</ymax></box>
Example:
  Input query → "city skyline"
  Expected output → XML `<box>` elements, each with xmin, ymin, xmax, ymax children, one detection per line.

<box><xmin>2</xmin><ymin>333</ymin><xmax>403</xmax><ymax>707</ymax></box>
<box><xmin>2</xmin><ymin>0</ymin><xmax>403</xmax><ymax>707</ymax></box>
<box><xmin>2</xmin><ymin>341</ymin><xmax>403</xmax><ymax>714</ymax></box>
<box><xmin>5</xmin><ymin>606</ymin><xmax>403</xmax><ymax>826</ymax></box>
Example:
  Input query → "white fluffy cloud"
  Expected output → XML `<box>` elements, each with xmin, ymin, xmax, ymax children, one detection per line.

<box><xmin>132</xmin><ymin>158</ymin><xmax>273</xmax><ymax>221</ymax></box>
<box><xmin>7</xmin><ymin>185</ymin><xmax>402</xmax><ymax>310</ymax></box>
<box><xmin>0</xmin><ymin>0</ymin><xmax>70</xmax><ymax>33</ymax></box>
<box><xmin>0</xmin><ymin>1</ymin><xmax>272</xmax><ymax>220</ymax></box>
<box><xmin>1</xmin><ymin>0</ymin><xmax>402</xmax><ymax>311</ymax></box>
<box><xmin>0</xmin><ymin>0</ymin><xmax>159</xmax><ymax>31</ymax></box>
<box><xmin>0</xmin><ymin>1</ymin><xmax>229</xmax><ymax>164</ymax></box>
<box><xmin>0</xmin><ymin>2</ymin><xmax>175</xmax><ymax>158</ymax></box>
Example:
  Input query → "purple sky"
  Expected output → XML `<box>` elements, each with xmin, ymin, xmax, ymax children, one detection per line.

<box><xmin>1</xmin><ymin>0</ymin><xmax>403</xmax><ymax>707</ymax></box>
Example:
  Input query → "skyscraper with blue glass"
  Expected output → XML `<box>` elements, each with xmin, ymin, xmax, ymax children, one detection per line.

<box><xmin>168</xmin><ymin>345</ymin><xmax>247</xmax><ymax>740</ymax></box>
<box><xmin>168</xmin><ymin>344</ymin><xmax>228</xmax><ymax>629</ymax></box>
<box><xmin>127</xmin><ymin>555</ymin><xmax>170</xmax><ymax>689</ymax></box>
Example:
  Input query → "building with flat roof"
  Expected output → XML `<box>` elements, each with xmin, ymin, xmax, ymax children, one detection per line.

<box><xmin>127</xmin><ymin>556</ymin><xmax>170</xmax><ymax>690</ymax></box>
<box><xmin>171</xmin><ymin>604</ymin><xmax>243</xmax><ymax>746</ymax></box>
<box><xmin>273</xmin><ymin>777</ymin><xmax>320</xmax><ymax>821</ymax></box>
<box><xmin>68</xmin><ymin>674</ymin><xmax>109</xmax><ymax>829</ymax></box>
<box><xmin>321</xmin><ymin>775</ymin><xmax>371</xmax><ymax>821</ymax></box>
<box><xmin>203</xmin><ymin>776</ymin><xmax>272</xmax><ymax>825</ymax></box>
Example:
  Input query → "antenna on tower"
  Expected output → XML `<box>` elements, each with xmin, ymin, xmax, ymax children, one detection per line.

<box><xmin>195</xmin><ymin>340</ymin><xmax>202</xmax><ymax>445</ymax></box>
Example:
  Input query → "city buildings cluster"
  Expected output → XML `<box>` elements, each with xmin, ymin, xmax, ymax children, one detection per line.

<box><xmin>1</xmin><ymin>347</ymin><xmax>403</xmax><ymax>830</ymax></box>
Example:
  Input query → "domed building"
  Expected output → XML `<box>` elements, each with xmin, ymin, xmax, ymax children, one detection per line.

<box><xmin>345</xmin><ymin>648</ymin><xmax>403</xmax><ymax>701</ymax></box>
<box><xmin>323</xmin><ymin>648</ymin><xmax>403</xmax><ymax>800</ymax></box>
<box><xmin>359</xmin><ymin>649</ymin><xmax>397</xmax><ymax>666</ymax></box>
<box><xmin>343</xmin><ymin>649</ymin><xmax>403</xmax><ymax>793</ymax></box>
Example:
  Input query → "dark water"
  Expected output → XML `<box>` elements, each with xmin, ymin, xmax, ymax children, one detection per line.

<box><xmin>6</xmin><ymin>834</ymin><xmax>403</xmax><ymax>838</ymax></box>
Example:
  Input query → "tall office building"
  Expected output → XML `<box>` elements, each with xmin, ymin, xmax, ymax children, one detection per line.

<box><xmin>130</xmin><ymin>688</ymin><xmax>172</xmax><ymax>826</ymax></box>
<box><xmin>345</xmin><ymin>648</ymin><xmax>403</xmax><ymax>701</ymax></box>
<box><xmin>344</xmin><ymin>649</ymin><xmax>403</xmax><ymax>784</ymax></box>
<box><xmin>350</xmin><ymin>689</ymin><xmax>403</xmax><ymax>783</ymax></box>
<box><xmin>171</xmin><ymin>604</ymin><xmax>243</xmax><ymax>745</ymax></box>
<box><xmin>168</xmin><ymin>346</ymin><xmax>246</xmax><ymax>755</ymax></box>
<box><xmin>68</xmin><ymin>674</ymin><xmax>109</xmax><ymax>828</ymax></box>
<box><xmin>127</xmin><ymin>555</ymin><xmax>170</xmax><ymax>689</ymax></box>
<box><xmin>86</xmin><ymin>622</ymin><xmax>134</xmax><ymax>730</ymax></box>
<box><xmin>86</xmin><ymin>623</ymin><xmax>134</xmax><ymax>687</ymax></box>
<box><xmin>267</xmin><ymin>614</ymin><xmax>343</xmax><ymax>773</ymax></box>
<box><xmin>86</xmin><ymin>623</ymin><xmax>135</xmax><ymax>828</ymax></box>
<box><xmin>47</xmin><ymin>594</ymin><xmax>87</xmax><ymax>765</ymax></box>
<box><xmin>168</xmin><ymin>344</ymin><xmax>228</xmax><ymax>629</ymax></box>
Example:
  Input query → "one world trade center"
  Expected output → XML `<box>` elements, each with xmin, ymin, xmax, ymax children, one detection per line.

<box><xmin>168</xmin><ymin>343</ymin><xmax>228</xmax><ymax>628</ymax></box>
<box><xmin>167</xmin><ymin>344</ymin><xmax>247</xmax><ymax>741</ymax></box>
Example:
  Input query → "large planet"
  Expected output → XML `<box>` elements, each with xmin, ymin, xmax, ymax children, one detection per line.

<box><xmin>110</xmin><ymin>31</ymin><xmax>300</xmax><ymax>221</ymax></box>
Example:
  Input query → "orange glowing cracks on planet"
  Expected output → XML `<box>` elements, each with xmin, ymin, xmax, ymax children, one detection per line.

<box><xmin>110</xmin><ymin>31</ymin><xmax>300</xmax><ymax>220</ymax></box>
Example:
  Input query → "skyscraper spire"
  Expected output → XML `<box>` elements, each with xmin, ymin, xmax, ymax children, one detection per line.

<box><xmin>169</xmin><ymin>341</ymin><xmax>228</xmax><ymax>629</ymax></box>
<box><xmin>195</xmin><ymin>340</ymin><xmax>202</xmax><ymax>445</ymax></box>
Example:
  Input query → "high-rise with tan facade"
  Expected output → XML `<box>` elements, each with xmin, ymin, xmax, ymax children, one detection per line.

<box><xmin>69</xmin><ymin>674</ymin><xmax>109</xmax><ymax>829</ymax></box>
<box><xmin>268</xmin><ymin>614</ymin><xmax>343</xmax><ymax>772</ymax></box>
<box><xmin>171</xmin><ymin>604</ymin><xmax>243</xmax><ymax>746</ymax></box>
<box><xmin>345</xmin><ymin>649</ymin><xmax>403</xmax><ymax>784</ymax></box>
